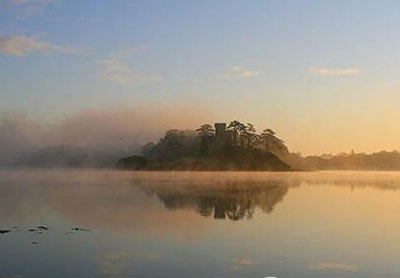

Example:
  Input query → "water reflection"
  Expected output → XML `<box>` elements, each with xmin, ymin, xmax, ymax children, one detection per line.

<box><xmin>2</xmin><ymin>170</ymin><xmax>400</xmax><ymax>277</ymax></box>
<box><xmin>0</xmin><ymin>171</ymin><xmax>301</xmax><ymax>238</ymax></box>
<box><xmin>135</xmin><ymin>180</ymin><xmax>294</xmax><ymax>220</ymax></box>
<box><xmin>1</xmin><ymin>170</ymin><xmax>400</xmax><ymax>229</ymax></box>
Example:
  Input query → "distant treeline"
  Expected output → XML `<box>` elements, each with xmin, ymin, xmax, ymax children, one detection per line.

<box><xmin>8</xmin><ymin>145</ymin><xmax>140</xmax><ymax>168</ymax></box>
<box><xmin>304</xmin><ymin>151</ymin><xmax>400</xmax><ymax>170</ymax></box>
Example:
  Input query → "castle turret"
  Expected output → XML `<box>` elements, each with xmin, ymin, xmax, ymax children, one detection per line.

<box><xmin>214</xmin><ymin>122</ymin><xmax>233</xmax><ymax>147</ymax></box>
<box><xmin>214</xmin><ymin>123</ymin><xmax>227</xmax><ymax>141</ymax></box>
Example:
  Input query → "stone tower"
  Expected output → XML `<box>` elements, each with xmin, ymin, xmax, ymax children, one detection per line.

<box><xmin>214</xmin><ymin>123</ymin><xmax>226</xmax><ymax>142</ymax></box>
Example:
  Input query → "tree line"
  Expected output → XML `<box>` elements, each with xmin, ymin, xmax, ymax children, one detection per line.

<box><xmin>196</xmin><ymin>120</ymin><xmax>288</xmax><ymax>155</ymax></box>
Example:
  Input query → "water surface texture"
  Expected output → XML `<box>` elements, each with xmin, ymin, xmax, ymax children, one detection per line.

<box><xmin>1</xmin><ymin>170</ymin><xmax>400</xmax><ymax>278</ymax></box>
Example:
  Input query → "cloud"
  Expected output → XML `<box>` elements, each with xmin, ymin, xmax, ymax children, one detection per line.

<box><xmin>97</xmin><ymin>251</ymin><xmax>162</xmax><ymax>275</ymax></box>
<box><xmin>100</xmin><ymin>57</ymin><xmax>163</xmax><ymax>85</ymax></box>
<box><xmin>0</xmin><ymin>35</ymin><xmax>89</xmax><ymax>56</ymax></box>
<box><xmin>309</xmin><ymin>67</ymin><xmax>360</xmax><ymax>76</ymax></box>
<box><xmin>6</xmin><ymin>0</ymin><xmax>53</xmax><ymax>18</ymax></box>
<box><xmin>309</xmin><ymin>262</ymin><xmax>359</xmax><ymax>272</ymax></box>
<box><xmin>219</xmin><ymin>66</ymin><xmax>262</xmax><ymax>78</ymax></box>
<box><xmin>231</xmin><ymin>258</ymin><xmax>256</xmax><ymax>271</ymax></box>
<box><xmin>98</xmin><ymin>251</ymin><xmax>130</xmax><ymax>275</ymax></box>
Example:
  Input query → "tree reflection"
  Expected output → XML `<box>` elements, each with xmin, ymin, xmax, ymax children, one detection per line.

<box><xmin>135</xmin><ymin>180</ymin><xmax>293</xmax><ymax>220</ymax></box>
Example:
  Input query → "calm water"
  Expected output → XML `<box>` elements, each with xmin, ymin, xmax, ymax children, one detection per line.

<box><xmin>1</xmin><ymin>170</ymin><xmax>400</xmax><ymax>278</ymax></box>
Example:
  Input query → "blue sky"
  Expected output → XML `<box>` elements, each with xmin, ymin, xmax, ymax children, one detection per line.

<box><xmin>1</xmin><ymin>0</ymin><xmax>400</xmax><ymax>154</ymax></box>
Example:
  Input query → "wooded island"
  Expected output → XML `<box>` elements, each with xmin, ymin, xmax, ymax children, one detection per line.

<box><xmin>117</xmin><ymin>120</ymin><xmax>291</xmax><ymax>171</ymax></box>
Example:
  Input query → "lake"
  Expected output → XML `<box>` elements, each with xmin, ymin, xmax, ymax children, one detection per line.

<box><xmin>1</xmin><ymin>170</ymin><xmax>400</xmax><ymax>278</ymax></box>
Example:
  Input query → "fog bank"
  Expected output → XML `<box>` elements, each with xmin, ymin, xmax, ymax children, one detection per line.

<box><xmin>0</xmin><ymin>103</ymin><xmax>213</xmax><ymax>167</ymax></box>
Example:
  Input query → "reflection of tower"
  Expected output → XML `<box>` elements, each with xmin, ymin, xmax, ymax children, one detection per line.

<box><xmin>214</xmin><ymin>205</ymin><xmax>226</xmax><ymax>219</ymax></box>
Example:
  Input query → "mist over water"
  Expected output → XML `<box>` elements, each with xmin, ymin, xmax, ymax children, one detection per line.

<box><xmin>0</xmin><ymin>103</ymin><xmax>213</xmax><ymax>167</ymax></box>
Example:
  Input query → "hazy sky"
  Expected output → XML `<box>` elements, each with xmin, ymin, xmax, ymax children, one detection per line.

<box><xmin>1</xmin><ymin>0</ymin><xmax>400</xmax><ymax>155</ymax></box>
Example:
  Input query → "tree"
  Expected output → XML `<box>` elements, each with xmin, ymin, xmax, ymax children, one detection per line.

<box><xmin>260</xmin><ymin>128</ymin><xmax>288</xmax><ymax>154</ymax></box>
<box><xmin>196</xmin><ymin>124</ymin><xmax>215</xmax><ymax>155</ymax></box>
<box><xmin>227</xmin><ymin>120</ymin><xmax>246</xmax><ymax>146</ymax></box>
<box><xmin>161</xmin><ymin>129</ymin><xmax>184</xmax><ymax>147</ymax></box>
<box><xmin>242</xmin><ymin>123</ymin><xmax>258</xmax><ymax>148</ymax></box>
<box><xmin>260</xmin><ymin>129</ymin><xmax>274</xmax><ymax>152</ymax></box>
<box><xmin>195</xmin><ymin>124</ymin><xmax>215</xmax><ymax>137</ymax></box>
